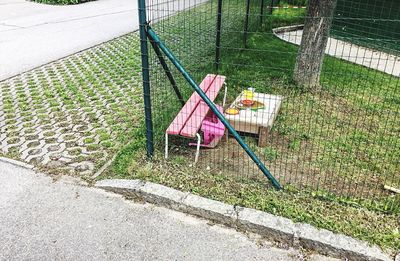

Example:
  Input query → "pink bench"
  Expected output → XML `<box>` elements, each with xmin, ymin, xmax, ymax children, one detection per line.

<box><xmin>165</xmin><ymin>74</ymin><xmax>227</xmax><ymax>163</ymax></box>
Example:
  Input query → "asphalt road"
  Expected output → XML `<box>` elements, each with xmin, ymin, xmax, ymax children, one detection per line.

<box><xmin>0</xmin><ymin>159</ymin><xmax>322</xmax><ymax>261</ymax></box>
<box><xmin>0</xmin><ymin>0</ymin><xmax>202</xmax><ymax>81</ymax></box>
<box><xmin>0</xmin><ymin>0</ymin><xmax>137</xmax><ymax>81</ymax></box>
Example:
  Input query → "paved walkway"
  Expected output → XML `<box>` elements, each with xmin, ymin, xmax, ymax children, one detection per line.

<box><xmin>0</xmin><ymin>33</ymin><xmax>143</xmax><ymax>175</ymax></box>
<box><xmin>274</xmin><ymin>28</ymin><xmax>400</xmax><ymax>77</ymax></box>
<box><xmin>0</xmin><ymin>159</ymin><xmax>335</xmax><ymax>261</ymax></box>
<box><xmin>0</xmin><ymin>0</ymin><xmax>137</xmax><ymax>81</ymax></box>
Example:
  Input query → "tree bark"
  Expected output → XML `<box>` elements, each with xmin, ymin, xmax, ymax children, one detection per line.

<box><xmin>293</xmin><ymin>0</ymin><xmax>337</xmax><ymax>89</ymax></box>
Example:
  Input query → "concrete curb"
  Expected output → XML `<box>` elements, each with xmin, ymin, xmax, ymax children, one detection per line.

<box><xmin>272</xmin><ymin>24</ymin><xmax>304</xmax><ymax>35</ymax></box>
<box><xmin>0</xmin><ymin>156</ymin><xmax>34</xmax><ymax>170</ymax></box>
<box><xmin>95</xmin><ymin>179</ymin><xmax>392</xmax><ymax>261</ymax></box>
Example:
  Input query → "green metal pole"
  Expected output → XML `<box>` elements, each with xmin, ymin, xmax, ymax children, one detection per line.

<box><xmin>146</xmin><ymin>26</ymin><xmax>282</xmax><ymax>190</ymax></box>
<box><xmin>138</xmin><ymin>0</ymin><xmax>154</xmax><ymax>157</ymax></box>
<box><xmin>149</xmin><ymin>39</ymin><xmax>185</xmax><ymax>107</ymax></box>
<box><xmin>260</xmin><ymin>0</ymin><xmax>265</xmax><ymax>25</ymax></box>
<box><xmin>214</xmin><ymin>0</ymin><xmax>223</xmax><ymax>71</ymax></box>
<box><xmin>244</xmin><ymin>0</ymin><xmax>250</xmax><ymax>48</ymax></box>
<box><xmin>269</xmin><ymin>0</ymin><xmax>274</xmax><ymax>14</ymax></box>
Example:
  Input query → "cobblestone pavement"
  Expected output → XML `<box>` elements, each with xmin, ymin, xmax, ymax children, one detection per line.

<box><xmin>0</xmin><ymin>33</ymin><xmax>143</xmax><ymax>176</ymax></box>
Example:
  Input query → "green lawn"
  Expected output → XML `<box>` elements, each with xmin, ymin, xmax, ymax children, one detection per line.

<box><xmin>104</xmin><ymin>0</ymin><xmax>399</xmax><ymax>253</ymax></box>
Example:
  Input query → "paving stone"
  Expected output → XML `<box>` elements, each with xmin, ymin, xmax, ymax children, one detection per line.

<box><xmin>0</xmin><ymin>33</ymin><xmax>142</xmax><ymax>176</ymax></box>
<box><xmin>47</xmin><ymin>160</ymin><xmax>66</xmax><ymax>168</ymax></box>
<box><xmin>48</xmin><ymin>145</ymin><xmax>61</xmax><ymax>152</ymax></box>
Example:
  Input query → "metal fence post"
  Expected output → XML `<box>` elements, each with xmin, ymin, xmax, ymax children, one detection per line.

<box><xmin>269</xmin><ymin>0</ymin><xmax>274</xmax><ymax>14</ymax></box>
<box><xmin>215</xmin><ymin>0</ymin><xmax>223</xmax><ymax>71</ymax></box>
<box><xmin>138</xmin><ymin>0</ymin><xmax>154</xmax><ymax>157</ymax></box>
<box><xmin>259</xmin><ymin>0</ymin><xmax>264</xmax><ymax>25</ymax></box>
<box><xmin>244</xmin><ymin>0</ymin><xmax>251</xmax><ymax>48</ymax></box>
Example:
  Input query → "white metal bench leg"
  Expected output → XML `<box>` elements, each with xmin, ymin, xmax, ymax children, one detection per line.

<box><xmin>165</xmin><ymin>133</ymin><xmax>169</xmax><ymax>159</ymax></box>
<box><xmin>194</xmin><ymin>133</ymin><xmax>201</xmax><ymax>164</ymax></box>
<box><xmin>223</xmin><ymin>82</ymin><xmax>228</xmax><ymax>108</ymax></box>
<box><xmin>222</xmin><ymin>82</ymin><xmax>228</xmax><ymax>108</ymax></box>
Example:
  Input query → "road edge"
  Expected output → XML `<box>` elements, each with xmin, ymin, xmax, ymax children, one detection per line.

<box><xmin>95</xmin><ymin>179</ymin><xmax>393</xmax><ymax>261</ymax></box>
<box><xmin>0</xmin><ymin>156</ymin><xmax>35</xmax><ymax>170</ymax></box>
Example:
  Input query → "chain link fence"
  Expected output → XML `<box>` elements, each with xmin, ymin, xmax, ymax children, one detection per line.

<box><xmin>140</xmin><ymin>0</ymin><xmax>400</xmax><ymax>212</ymax></box>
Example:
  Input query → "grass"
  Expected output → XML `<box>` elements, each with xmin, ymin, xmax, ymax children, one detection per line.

<box><xmin>101</xmin><ymin>0</ymin><xmax>400</xmax><ymax>253</ymax></box>
<box><xmin>144</xmin><ymin>1</ymin><xmax>400</xmax><ymax>199</ymax></box>
<box><xmin>220</xmin><ymin>32</ymin><xmax>400</xmax><ymax>197</ymax></box>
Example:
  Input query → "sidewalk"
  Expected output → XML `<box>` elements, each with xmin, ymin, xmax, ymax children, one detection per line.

<box><xmin>0</xmin><ymin>0</ymin><xmax>137</xmax><ymax>81</ymax></box>
<box><xmin>0</xmin><ymin>159</ymin><xmax>334</xmax><ymax>260</ymax></box>
<box><xmin>274</xmin><ymin>28</ymin><xmax>400</xmax><ymax>77</ymax></box>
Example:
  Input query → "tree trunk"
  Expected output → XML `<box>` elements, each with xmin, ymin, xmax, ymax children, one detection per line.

<box><xmin>293</xmin><ymin>0</ymin><xmax>337</xmax><ymax>89</ymax></box>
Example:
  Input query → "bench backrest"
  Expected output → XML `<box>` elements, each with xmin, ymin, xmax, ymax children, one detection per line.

<box><xmin>180</xmin><ymin>76</ymin><xmax>225</xmax><ymax>137</ymax></box>
<box><xmin>166</xmin><ymin>74</ymin><xmax>226</xmax><ymax>138</ymax></box>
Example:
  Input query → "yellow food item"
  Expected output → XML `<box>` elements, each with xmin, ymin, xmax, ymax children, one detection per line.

<box><xmin>225</xmin><ymin>108</ymin><xmax>239</xmax><ymax>115</ymax></box>
<box><xmin>243</xmin><ymin>90</ymin><xmax>254</xmax><ymax>100</ymax></box>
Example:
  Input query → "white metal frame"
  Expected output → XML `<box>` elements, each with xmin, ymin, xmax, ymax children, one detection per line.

<box><xmin>222</xmin><ymin>82</ymin><xmax>227</xmax><ymax>107</ymax></box>
<box><xmin>165</xmin><ymin>132</ymin><xmax>202</xmax><ymax>164</ymax></box>
<box><xmin>165</xmin><ymin>132</ymin><xmax>169</xmax><ymax>159</ymax></box>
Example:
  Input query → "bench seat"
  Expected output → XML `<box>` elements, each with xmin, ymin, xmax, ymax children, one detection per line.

<box><xmin>165</xmin><ymin>74</ymin><xmax>227</xmax><ymax>163</ymax></box>
<box><xmin>166</xmin><ymin>74</ymin><xmax>226</xmax><ymax>137</ymax></box>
